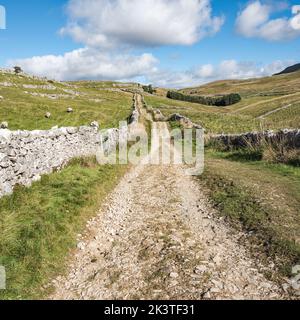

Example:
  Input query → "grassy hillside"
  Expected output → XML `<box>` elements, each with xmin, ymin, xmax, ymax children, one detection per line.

<box><xmin>146</xmin><ymin>71</ymin><xmax>300</xmax><ymax>134</ymax></box>
<box><xmin>0</xmin><ymin>70</ymin><xmax>134</xmax><ymax>131</ymax></box>
<box><xmin>180</xmin><ymin>71</ymin><xmax>300</xmax><ymax>97</ymax></box>
<box><xmin>2</xmin><ymin>68</ymin><xmax>298</xmax><ymax>134</ymax></box>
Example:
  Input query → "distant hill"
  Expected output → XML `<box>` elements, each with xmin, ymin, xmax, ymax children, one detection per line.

<box><xmin>179</xmin><ymin>68</ymin><xmax>300</xmax><ymax>97</ymax></box>
<box><xmin>274</xmin><ymin>63</ymin><xmax>300</xmax><ymax>76</ymax></box>
<box><xmin>151</xmin><ymin>68</ymin><xmax>300</xmax><ymax>133</ymax></box>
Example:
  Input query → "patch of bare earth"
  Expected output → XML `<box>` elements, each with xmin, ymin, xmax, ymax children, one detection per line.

<box><xmin>50</xmin><ymin>121</ymin><xmax>285</xmax><ymax>300</ymax></box>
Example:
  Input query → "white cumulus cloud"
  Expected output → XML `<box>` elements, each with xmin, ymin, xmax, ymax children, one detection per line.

<box><xmin>61</xmin><ymin>0</ymin><xmax>224</xmax><ymax>47</ymax></box>
<box><xmin>236</xmin><ymin>1</ymin><xmax>300</xmax><ymax>41</ymax></box>
<box><xmin>9</xmin><ymin>0</ymin><xmax>225</xmax><ymax>83</ymax></box>
<box><xmin>10</xmin><ymin>51</ymin><xmax>293</xmax><ymax>88</ymax></box>
<box><xmin>10</xmin><ymin>48</ymin><xmax>158</xmax><ymax>81</ymax></box>
<box><xmin>147</xmin><ymin>60</ymin><xmax>295</xmax><ymax>88</ymax></box>
<box><xmin>8</xmin><ymin>1</ymin><xmax>294</xmax><ymax>88</ymax></box>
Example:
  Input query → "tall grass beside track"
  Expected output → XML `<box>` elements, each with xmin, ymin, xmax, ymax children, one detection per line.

<box><xmin>0</xmin><ymin>158</ymin><xmax>128</xmax><ymax>300</ymax></box>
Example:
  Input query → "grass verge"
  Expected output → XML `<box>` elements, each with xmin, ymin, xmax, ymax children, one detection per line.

<box><xmin>199</xmin><ymin>151</ymin><xmax>300</xmax><ymax>277</ymax></box>
<box><xmin>0</xmin><ymin>157</ymin><xmax>128</xmax><ymax>300</ymax></box>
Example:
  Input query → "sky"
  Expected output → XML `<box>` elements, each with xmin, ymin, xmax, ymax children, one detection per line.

<box><xmin>0</xmin><ymin>0</ymin><xmax>299</xmax><ymax>88</ymax></box>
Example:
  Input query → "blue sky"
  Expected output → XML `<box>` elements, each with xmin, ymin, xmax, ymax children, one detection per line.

<box><xmin>0</xmin><ymin>0</ymin><xmax>299</xmax><ymax>87</ymax></box>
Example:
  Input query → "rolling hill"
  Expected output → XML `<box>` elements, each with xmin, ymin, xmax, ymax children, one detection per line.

<box><xmin>145</xmin><ymin>69</ymin><xmax>300</xmax><ymax>133</ymax></box>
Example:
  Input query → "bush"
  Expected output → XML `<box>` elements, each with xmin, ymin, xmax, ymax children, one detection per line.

<box><xmin>167</xmin><ymin>91</ymin><xmax>241</xmax><ymax>107</ymax></box>
<box><xmin>13</xmin><ymin>66</ymin><xmax>23</xmax><ymax>74</ymax></box>
<box><xmin>143</xmin><ymin>85</ymin><xmax>155</xmax><ymax>94</ymax></box>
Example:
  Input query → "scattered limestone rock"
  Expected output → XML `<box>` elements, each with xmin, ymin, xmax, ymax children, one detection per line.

<box><xmin>170</xmin><ymin>272</ymin><xmax>179</xmax><ymax>279</ymax></box>
<box><xmin>77</xmin><ymin>242</ymin><xmax>85</xmax><ymax>250</ymax></box>
<box><xmin>194</xmin><ymin>265</ymin><xmax>208</xmax><ymax>274</ymax></box>
<box><xmin>0</xmin><ymin>121</ymin><xmax>8</xmax><ymax>129</ymax></box>
<box><xmin>45</xmin><ymin>112</ymin><xmax>51</xmax><ymax>119</ymax></box>
<box><xmin>67</xmin><ymin>107</ymin><xmax>74</xmax><ymax>113</ymax></box>
<box><xmin>203</xmin><ymin>291</ymin><xmax>211</xmax><ymax>299</ymax></box>
<box><xmin>23</xmin><ymin>84</ymin><xmax>56</xmax><ymax>90</ymax></box>
<box><xmin>90</xmin><ymin>121</ymin><xmax>100</xmax><ymax>129</ymax></box>
<box><xmin>0</xmin><ymin>95</ymin><xmax>3</xmax><ymax>100</ymax></box>
<box><xmin>153</xmin><ymin>109</ymin><xmax>165</xmax><ymax>121</ymax></box>
<box><xmin>0</xmin><ymin>81</ymin><xmax>14</xmax><ymax>87</ymax></box>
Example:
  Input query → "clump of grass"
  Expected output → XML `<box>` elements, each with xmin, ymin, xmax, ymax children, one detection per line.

<box><xmin>262</xmin><ymin>140</ymin><xmax>300</xmax><ymax>167</ymax></box>
<box><xmin>200</xmin><ymin>170</ymin><xmax>300</xmax><ymax>276</ymax></box>
<box><xmin>0</xmin><ymin>157</ymin><xmax>128</xmax><ymax>300</ymax></box>
<box><xmin>208</xmin><ymin>134</ymin><xmax>299</xmax><ymax>167</ymax></box>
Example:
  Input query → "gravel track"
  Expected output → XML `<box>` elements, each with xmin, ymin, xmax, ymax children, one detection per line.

<box><xmin>50</xmin><ymin>97</ymin><xmax>285</xmax><ymax>300</ymax></box>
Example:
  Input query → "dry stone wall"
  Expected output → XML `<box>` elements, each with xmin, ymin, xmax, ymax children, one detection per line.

<box><xmin>0</xmin><ymin>97</ymin><xmax>139</xmax><ymax>198</ymax></box>
<box><xmin>168</xmin><ymin>113</ymin><xmax>203</xmax><ymax>129</ymax></box>
<box><xmin>0</xmin><ymin>126</ymin><xmax>98</xmax><ymax>197</ymax></box>
<box><xmin>207</xmin><ymin>129</ymin><xmax>300</xmax><ymax>149</ymax></box>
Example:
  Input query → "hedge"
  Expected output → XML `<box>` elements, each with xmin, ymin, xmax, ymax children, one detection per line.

<box><xmin>166</xmin><ymin>91</ymin><xmax>241</xmax><ymax>106</ymax></box>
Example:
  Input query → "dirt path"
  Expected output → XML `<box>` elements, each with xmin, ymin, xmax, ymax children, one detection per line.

<box><xmin>257</xmin><ymin>102</ymin><xmax>296</xmax><ymax>119</ymax></box>
<box><xmin>50</xmin><ymin>97</ymin><xmax>285</xmax><ymax>300</ymax></box>
<box><xmin>232</xmin><ymin>92</ymin><xmax>300</xmax><ymax>113</ymax></box>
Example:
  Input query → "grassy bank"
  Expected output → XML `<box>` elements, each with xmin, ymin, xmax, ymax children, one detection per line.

<box><xmin>0</xmin><ymin>72</ymin><xmax>133</xmax><ymax>130</ymax></box>
<box><xmin>199</xmin><ymin>150</ymin><xmax>300</xmax><ymax>276</ymax></box>
<box><xmin>0</xmin><ymin>158</ymin><xmax>128</xmax><ymax>300</ymax></box>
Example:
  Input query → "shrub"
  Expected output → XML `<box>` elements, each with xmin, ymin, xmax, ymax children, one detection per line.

<box><xmin>13</xmin><ymin>66</ymin><xmax>23</xmax><ymax>74</ymax></box>
<box><xmin>143</xmin><ymin>84</ymin><xmax>156</xmax><ymax>94</ymax></box>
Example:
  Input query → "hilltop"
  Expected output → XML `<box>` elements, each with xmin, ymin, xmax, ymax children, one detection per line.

<box><xmin>274</xmin><ymin>63</ymin><xmax>300</xmax><ymax>76</ymax></box>
<box><xmin>179</xmin><ymin>69</ymin><xmax>300</xmax><ymax>97</ymax></box>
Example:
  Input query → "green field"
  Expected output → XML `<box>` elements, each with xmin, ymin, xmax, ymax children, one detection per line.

<box><xmin>0</xmin><ymin>71</ymin><xmax>134</xmax><ymax>130</ymax></box>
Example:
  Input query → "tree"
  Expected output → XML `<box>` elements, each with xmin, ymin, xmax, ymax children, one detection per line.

<box><xmin>142</xmin><ymin>84</ymin><xmax>155</xmax><ymax>94</ymax></box>
<box><xmin>14</xmin><ymin>66</ymin><xmax>23</xmax><ymax>74</ymax></box>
